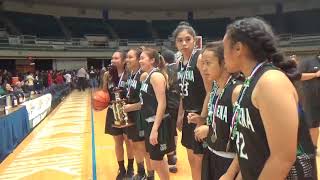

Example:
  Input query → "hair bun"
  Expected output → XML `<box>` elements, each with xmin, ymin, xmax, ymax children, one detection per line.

<box><xmin>178</xmin><ymin>21</ymin><xmax>190</xmax><ymax>27</ymax></box>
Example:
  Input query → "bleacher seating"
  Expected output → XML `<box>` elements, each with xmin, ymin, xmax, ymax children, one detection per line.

<box><xmin>109</xmin><ymin>20</ymin><xmax>152</xmax><ymax>39</ymax></box>
<box><xmin>285</xmin><ymin>9</ymin><xmax>320</xmax><ymax>35</ymax></box>
<box><xmin>151</xmin><ymin>20</ymin><xmax>181</xmax><ymax>39</ymax></box>
<box><xmin>193</xmin><ymin>18</ymin><xmax>231</xmax><ymax>40</ymax></box>
<box><xmin>4</xmin><ymin>11</ymin><xmax>64</xmax><ymax>38</ymax></box>
<box><xmin>0</xmin><ymin>21</ymin><xmax>5</xmax><ymax>29</ymax></box>
<box><xmin>0</xmin><ymin>9</ymin><xmax>318</xmax><ymax>49</ymax></box>
<box><xmin>61</xmin><ymin>17</ymin><xmax>112</xmax><ymax>38</ymax></box>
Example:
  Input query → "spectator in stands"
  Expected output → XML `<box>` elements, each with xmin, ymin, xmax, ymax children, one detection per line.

<box><xmin>71</xmin><ymin>70</ymin><xmax>77</xmax><ymax>89</ymax></box>
<box><xmin>297</xmin><ymin>53</ymin><xmax>320</xmax><ymax>150</ymax></box>
<box><xmin>4</xmin><ymin>83</ymin><xmax>13</xmax><ymax>94</ymax></box>
<box><xmin>99</xmin><ymin>67</ymin><xmax>107</xmax><ymax>88</ymax></box>
<box><xmin>17</xmin><ymin>72</ymin><xmax>24</xmax><ymax>82</ymax></box>
<box><xmin>34</xmin><ymin>70</ymin><xmax>43</xmax><ymax>92</ymax></box>
<box><xmin>77</xmin><ymin>67</ymin><xmax>87</xmax><ymax>91</ymax></box>
<box><xmin>64</xmin><ymin>71</ymin><xmax>72</xmax><ymax>87</ymax></box>
<box><xmin>13</xmin><ymin>81</ymin><xmax>24</xmax><ymax>93</ymax></box>
<box><xmin>89</xmin><ymin>66</ymin><xmax>98</xmax><ymax>88</ymax></box>
<box><xmin>55</xmin><ymin>72</ymin><xmax>64</xmax><ymax>85</ymax></box>
<box><xmin>25</xmin><ymin>72</ymin><xmax>35</xmax><ymax>92</ymax></box>
<box><xmin>0</xmin><ymin>85</ymin><xmax>5</xmax><ymax>96</ymax></box>
<box><xmin>0</xmin><ymin>71</ymin><xmax>3</xmax><ymax>85</ymax></box>
<box><xmin>2</xmin><ymin>69</ymin><xmax>12</xmax><ymax>85</ymax></box>
<box><xmin>48</xmin><ymin>70</ymin><xmax>53</xmax><ymax>87</ymax></box>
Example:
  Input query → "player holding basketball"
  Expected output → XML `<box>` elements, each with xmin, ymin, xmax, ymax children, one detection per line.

<box><xmin>103</xmin><ymin>49</ymin><xmax>135</xmax><ymax>180</ymax></box>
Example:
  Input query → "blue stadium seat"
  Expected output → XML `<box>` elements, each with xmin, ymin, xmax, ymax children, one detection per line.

<box><xmin>192</xmin><ymin>18</ymin><xmax>231</xmax><ymax>40</ymax></box>
<box><xmin>61</xmin><ymin>17</ymin><xmax>113</xmax><ymax>38</ymax></box>
<box><xmin>4</xmin><ymin>11</ymin><xmax>64</xmax><ymax>38</ymax></box>
<box><xmin>151</xmin><ymin>20</ymin><xmax>181</xmax><ymax>39</ymax></box>
<box><xmin>109</xmin><ymin>20</ymin><xmax>152</xmax><ymax>39</ymax></box>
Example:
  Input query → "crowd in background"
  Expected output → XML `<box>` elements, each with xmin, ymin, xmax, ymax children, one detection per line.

<box><xmin>0</xmin><ymin>67</ymin><xmax>106</xmax><ymax>97</ymax></box>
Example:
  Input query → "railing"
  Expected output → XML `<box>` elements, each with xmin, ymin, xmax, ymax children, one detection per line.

<box><xmin>0</xmin><ymin>33</ymin><xmax>319</xmax><ymax>51</ymax></box>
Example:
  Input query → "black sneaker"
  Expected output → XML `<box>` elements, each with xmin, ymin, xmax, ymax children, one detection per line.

<box><xmin>168</xmin><ymin>154</ymin><xmax>177</xmax><ymax>173</ymax></box>
<box><xmin>146</xmin><ymin>176</ymin><xmax>154</xmax><ymax>180</ymax></box>
<box><xmin>133</xmin><ymin>173</ymin><xmax>146</xmax><ymax>180</ymax></box>
<box><xmin>169</xmin><ymin>164</ymin><xmax>178</xmax><ymax>173</ymax></box>
<box><xmin>126</xmin><ymin>168</ymin><xmax>134</xmax><ymax>179</ymax></box>
<box><xmin>116</xmin><ymin>169</ymin><xmax>126</xmax><ymax>180</ymax></box>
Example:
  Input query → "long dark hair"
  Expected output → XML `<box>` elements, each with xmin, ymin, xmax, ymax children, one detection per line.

<box><xmin>202</xmin><ymin>41</ymin><xmax>224</xmax><ymax>66</ymax></box>
<box><xmin>129</xmin><ymin>47</ymin><xmax>143</xmax><ymax>60</ymax></box>
<box><xmin>143</xmin><ymin>47</ymin><xmax>169</xmax><ymax>88</ymax></box>
<box><xmin>202</xmin><ymin>41</ymin><xmax>245</xmax><ymax>82</ymax></box>
<box><xmin>172</xmin><ymin>21</ymin><xmax>196</xmax><ymax>41</ymax></box>
<box><xmin>226</xmin><ymin>17</ymin><xmax>297</xmax><ymax>81</ymax></box>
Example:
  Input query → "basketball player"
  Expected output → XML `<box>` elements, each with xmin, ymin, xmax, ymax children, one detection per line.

<box><xmin>139</xmin><ymin>47</ymin><xmax>175</xmax><ymax>180</ymax></box>
<box><xmin>220</xmin><ymin>17</ymin><xmax>317</xmax><ymax>179</ymax></box>
<box><xmin>124</xmin><ymin>47</ymin><xmax>153</xmax><ymax>180</ymax></box>
<box><xmin>189</xmin><ymin>42</ymin><xmax>242</xmax><ymax>180</ymax></box>
<box><xmin>161</xmin><ymin>48</ymin><xmax>179</xmax><ymax>173</ymax></box>
<box><xmin>103</xmin><ymin>50</ymin><xmax>135</xmax><ymax>180</ymax></box>
<box><xmin>174</xmin><ymin>21</ymin><xmax>206</xmax><ymax>180</ymax></box>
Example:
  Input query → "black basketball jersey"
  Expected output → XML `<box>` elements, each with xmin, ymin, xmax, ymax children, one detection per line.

<box><xmin>140</xmin><ymin>69</ymin><xmax>164</xmax><ymax>119</ymax></box>
<box><xmin>126</xmin><ymin>70</ymin><xmax>142</xmax><ymax>121</ymax></box>
<box><xmin>207</xmin><ymin>79</ymin><xmax>240</xmax><ymax>153</ymax></box>
<box><xmin>177</xmin><ymin>50</ymin><xmax>206</xmax><ymax>111</ymax></box>
<box><xmin>108</xmin><ymin>71</ymin><xmax>127</xmax><ymax>101</ymax></box>
<box><xmin>127</xmin><ymin>70</ymin><xmax>142</xmax><ymax>104</ymax></box>
<box><xmin>166</xmin><ymin>63</ymin><xmax>180</xmax><ymax>111</ymax></box>
<box><xmin>235</xmin><ymin>64</ymin><xmax>315</xmax><ymax>180</ymax></box>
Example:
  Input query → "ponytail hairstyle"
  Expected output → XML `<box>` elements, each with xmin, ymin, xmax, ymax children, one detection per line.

<box><xmin>172</xmin><ymin>21</ymin><xmax>197</xmax><ymax>41</ymax></box>
<box><xmin>226</xmin><ymin>17</ymin><xmax>297</xmax><ymax>81</ymax></box>
<box><xmin>142</xmin><ymin>47</ymin><xmax>169</xmax><ymax>88</ymax></box>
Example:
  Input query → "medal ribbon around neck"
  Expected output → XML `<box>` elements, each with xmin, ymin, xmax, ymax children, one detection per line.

<box><xmin>208</xmin><ymin>76</ymin><xmax>233</xmax><ymax>127</ymax></box>
<box><xmin>117</xmin><ymin>71</ymin><xmax>125</xmax><ymax>88</ymax></box>
<box><xmin>139</xmin><ymin>67</ymin><xmax>158</xmax><ymax>104</ymax></box>
<box><xmin>179</xmin><ymin>49</ymin><xmax>197</xmax><ymax>97</ymax></box>
<box><xmin>229</xmin><ymin>61</ymin><xmax>267</xmax><ymax>141</ymax></box>
<box><xmin>126</xmin><ymin>68</ymin><xmax>141</xmax><ymax>98</ymax></box>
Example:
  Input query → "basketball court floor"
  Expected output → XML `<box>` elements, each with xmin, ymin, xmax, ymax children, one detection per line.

<box><xmin>0</xmin><ymin>90</ymin><xmax>319</xmax><ymax>179</ymax></box>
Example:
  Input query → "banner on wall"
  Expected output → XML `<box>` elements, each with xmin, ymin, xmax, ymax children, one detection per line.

<box><xmin>194</xmin><ymin>36</ymin><xmax>202</xmax><ymax>50</ymax></box>
<box><xmin>23</xmin><ymin>93</ymin><xmax>52</xmax><ymax>128</ymax></box>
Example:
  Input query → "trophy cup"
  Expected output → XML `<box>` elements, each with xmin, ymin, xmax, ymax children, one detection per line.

<box><xmin>106</xmin><ymin>65</ymin><xmax>133</xmax><ymax>128</ymax></box>
<box><xmin>111</xmin><ymin>88</ymin><xmax>134</xmax><ymax>128</ymax></box>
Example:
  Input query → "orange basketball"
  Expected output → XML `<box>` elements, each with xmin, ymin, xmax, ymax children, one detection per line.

<box><xmin>92</xmin><ymin>90</ymin><xmax>110</xmax><ymax>111</ymax></box>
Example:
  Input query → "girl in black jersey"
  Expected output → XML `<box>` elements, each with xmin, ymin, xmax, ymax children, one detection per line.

<box><xmin>139</xmin><ymin>47</ymin><xmax>175</xmax><ymax>180</ymax></box>
<box><xmin>103</xmin><ymin>50</ymin><xmax>134</xmax><ymax>180</ymax></box>
<box><xmin>174</xmin><ymin>21</ymin><xmax>206</xmax><ymax>180</ymax></box>
<box><xmin>190</xmin><ymin>42</ymin><xmax>242</xmax><ymax>180</ymax></box>
<box><xmin>220</xmin><ymin>17</ymin><xmax>317</xmax><ymax>180</ymax></box>
<box><xmin>124</xmin><ymin>48</ymin><xmax>153</xmax><ymax>180</ymax></box>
